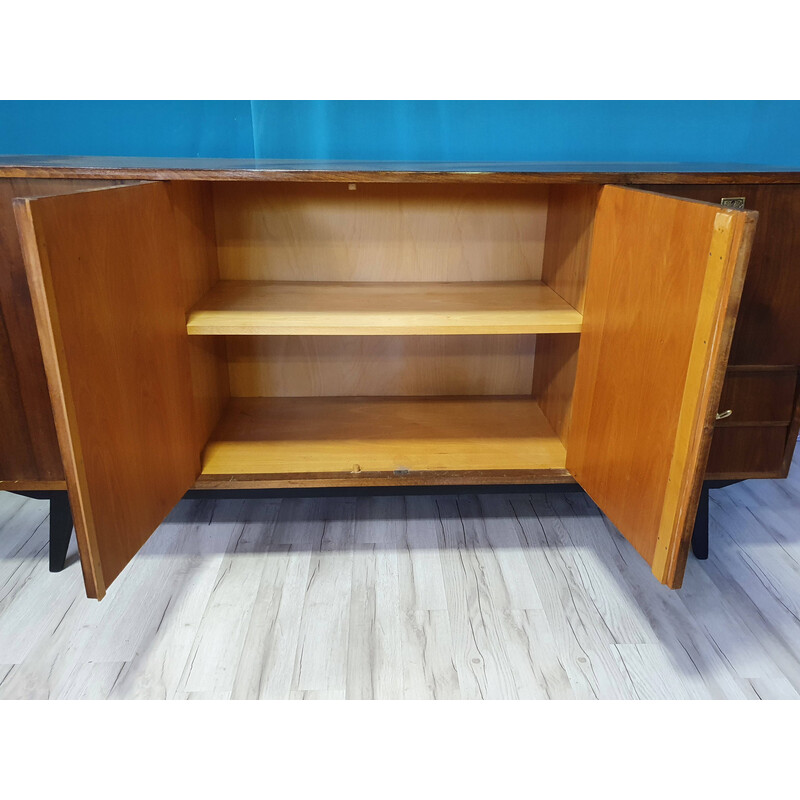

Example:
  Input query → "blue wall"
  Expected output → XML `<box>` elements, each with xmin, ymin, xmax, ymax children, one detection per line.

<box><xmin>1</xmin><ymin>101</ymin><xmax>800</xmax><ymax>165</ymax></box>
<box><xmin>0</xmin><ymin>101</ymin><xmax>254</xmax><ymax>158</ymax></box>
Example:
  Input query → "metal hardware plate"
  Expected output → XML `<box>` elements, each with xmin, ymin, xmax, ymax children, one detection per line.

<box><xmin>720</xmin><ymin>197</ymin><xmax>746</xmax><ymax>209</ymax></box>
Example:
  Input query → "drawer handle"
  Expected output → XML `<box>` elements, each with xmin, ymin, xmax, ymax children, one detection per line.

<box><xmin>716</xmin><ymin>409</ymin><xmax>733</xmax><ymax>420</ymax></box>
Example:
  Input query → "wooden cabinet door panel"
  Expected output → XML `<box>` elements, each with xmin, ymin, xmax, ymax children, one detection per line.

<box><xmin>567</xmin><ymin>186</ymin><xmax>756</xmax><ymax>588</ymax></box>
<box><xmin>0</xmin><ymin>178</ymin><xmax>127</xmax><ymax>485</ymax></box>
<box><xmin>638</xmin><ymin>184</ymin><xmax>800</xmax><ymax>367</ymax></box>
<box><xmin>14</xmin><ymin>182</ymin><xmax>221</xmax><ymax>598</ymax></box>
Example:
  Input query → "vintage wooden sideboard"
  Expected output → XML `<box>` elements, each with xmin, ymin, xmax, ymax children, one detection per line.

<box><xmin>0</xmin><ymin>157</ymin><xmax>798</xmax><ymax>600</ymax></box>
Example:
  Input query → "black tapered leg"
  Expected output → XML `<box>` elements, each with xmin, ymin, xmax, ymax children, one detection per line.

<box><xmin>49</xmin><ymin>492</ymin><xmax>73</xmax><ymax>572</ymax></box>
<box><xmin>691</xmin><ymin>484</ymin><xmax>710</xmax><ymax>560</ymax></box>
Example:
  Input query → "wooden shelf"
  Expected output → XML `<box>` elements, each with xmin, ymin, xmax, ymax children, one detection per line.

<box><xmin>200</xmin><ymin>396</ymin><xmax>567</xmax><ymax>480</ymax></box>
<box><xmin>186</xmin><ymin>280</ymin><xmax>583</xmax><ymax>336</ymax></box>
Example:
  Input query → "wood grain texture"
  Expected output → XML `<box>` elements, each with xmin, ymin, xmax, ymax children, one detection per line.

<box><xmin>566</xmin><ymin>186</ymin><xmax>755</xmax><ymax>588</ymax></box>
<box><xmin>0</xmin><ymin>309</ymin><xmax>36</xmax><ymax>478</ymax></box>
<box><xmin>706</xmin><ymin>427</ymin><xmax>790</xmax><ymax>478</ymax></box>
<box><xmin>784</xmin><ymin>385</ymin><xmax>800</xmax><ymax>476</ymax></box>
<box><xmin>201</xmin><ymin>396</ymin><xmax>567</xmax><ymax>479</ymax></box>
<box><xmin>531</xmin><ymin>333</ymin><xmax>580</xmax><ymax>446</ymax></box>
<box><xmin>169</xmin><ymin>182</ymin><xmax>230</xmax><ymax>453</ymax></box>
<box><xmin>226</xmin><ymin>334</ymin><xmax>537</xmax><ymax>398</ymax></box>
<box><xmin>187</xmin><ymin>280</ymin><xmax>582</xmax><ymax>336</ymax></box>
<box><xmin>0</xmin><ymin>480</ymin><xmax>66</xmax><ymax>491</ymax></box>
<box><xmin>640</xmin><ymin>184</ymin><xmax>800</xmax><ymax>479</ymax></box>
<box><xmin>212</xmin><ymin>182</ymin><xmax>548</xmax><ymax>282</ymax></box>
<box><xmin>2</xmin><ymin>156</ymin><xmax>800</xmax><ymax>183</ymax></box>
<box><xmin>653</xmin><ymin>211</ymin><xmax>756</xmax><ymax>586</ymax></box>
<box><xmin>714</xmin><ymin>368</ymin><xmax>797</xmax><ymax>426</ymax></box>
<box><xmin>639</xmin><ymin>184</ymin><xmax>800</xmax><ymax>366</ymax></box>
<box><xmin>15</xmin><ymin>182</ymin><xmax>221</xmax><ymax>598</ymax></box>
<box><xmin>2</xmin><ymin>451</ymin><xmax>799</xmax><ymax>699</ymax></box>
<box><xmin>0</xmin><ymin>178</ymin><xmax>125</xmax><ymax>484</ymax></box>
<box><xmin>193</xmin><ymin>470</ymin><xmax>575</xmax><ymax>490</ymax></box>
<box><xmin>729</xmin><ymin>186</ymin><xmax>800</xmax><ymax>366</ymax></box>
<box><xmin>540</xmin><ymin>184</ymin><xmax>600</xmax><ymax>313</ymax></box>
<box><xmin>532</xmin><ymin>186</ymin><xmax>599</xmax><ymax>444</ymax></box>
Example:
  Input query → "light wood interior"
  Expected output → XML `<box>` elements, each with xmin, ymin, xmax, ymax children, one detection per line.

<box><xmin>187</xmin><ymin>280</ymin><xmax>582</xmax><ymax>336</ymax></box>
<box><xmin>208</xmin><ymin>182</ymin><xmax>553</xmax><ymax>402</ymax></box>
<box><xmin>211</xmin><ymin>182</ymin><xmax>549</xmax><ymax>282</ymax></box>
<box><xmin>201</xmin><ymin>396</ymin><xmax>567</xmax><ymax>479</ymax></box>
<box><xmin>226</xmin><ymin>335</ymin><xmax>537</xmax><ymax>398</ymax></box>
<box><xmin>181</xmin><ymin>183</ymin><xmax>596</xmax><ymax>485</ymax></box>
<box><xmin>182</xmin><ymin>181</ymin><xmax>584</xmax><ymax>482</ymax></box>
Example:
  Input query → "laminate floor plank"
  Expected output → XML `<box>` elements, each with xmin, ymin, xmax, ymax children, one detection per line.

<box><xmin>0</xmin><ymin>499</ymin><xmax>50</xmax><ymax>604</ymax></box>
<box><xmin>0</xmin><ymin>545</ymin><xmax>84</xmax><ymax>666</ymax></box>
<box><xmin>0</xmin><ymin>495</ymin><xmax>45</xmax><ymax>559</ymax></box>
<box><xmin>290</xmin><ymin>498</ymin><xmax>356</xmax><ymax>693</ymax></box>
<box><xmin>700</xmin><ymin>554</ymin><xmax>800</xmax><ymax>697</ymax></box>
<box><xmin>532</xmin><ymin>492</ymin><xmax>658</xmax><ymax>645</ymax></box>
<box><xmin>498</xmin><ymin>608</ymin><xmax>575</xmax><ymax>699</ymax></box>
<box><xmin>179</xmin><ymin>499</ymin><xmax>279</xmax><ymax>695</ymax></box>
<box><xmin>0</xmin><ymin>448</ymin><xmax>799</xmax><ymax>700</ymax></box>
<box><xmin>347</xmin><ymin>497</ymin><xmax>404</xmax><ymax>700</ymax></box>
<box><xmin>57</xmin><ymin>661</ymin><xmax>127</xmax><ymax>700</ymax></box>
<box><xmin>614</xmin><ymin>643</ymin><xmax>713</xmax><ymax>700</ymax></box>
<box><xmin>465</xmin><ymin>494</ymin><xmax>544</xmax><ymax>610</ymax></box>
<box><xmin>289</xmin><ymin>690</ymin><xmax>347</xmax><ymax>700</ymax></box>
<box><xmin>175</xmin><ymin>690</ymin><xmax>233</xmax><ymax>700</ymax></box>
<box><xmin>398</xmin><ymin>496</ymin><xmax>449</xmax><ymax>612</ymax></box>
<box><xmin>400</xmin><ymin>609</ymin><xmax>461</xmax><ymax>699</ymax></box>
<box><xmin>72</xmin><ymin>505</ymin><xmax>236</xmax><ymax>670</ymax></box>
<box><xmin>0</xmin><ymin>493</ymin><xmax>29</xmax><ymax>530</ymax></box>
<box><xmin>677</xmin><ymin>557</ymin><xmax>798</xmax><ymax>692</ymax></box>
<box><xmin>596</xmin><ymin>515</ymin><xmax>753</xmax><ymax>700</ymax></box>
<box><xmin>230</xmin><ymin>545</ymin><xmax>312</xmax><ymax>700</ymax></box>
<box><xmin>434</xmin><ymin>495</ymin><xmax>520</xmax><ymax>700</ymax></box>
<box><xmin>510</xmin><ymin>494</ymin><xmax>639</xmax><ymax>699</ymax></box>
<box><xmin>108</xmin><ymin>500</ymin><xmax>241</xmax><ymax>699</ymax></box>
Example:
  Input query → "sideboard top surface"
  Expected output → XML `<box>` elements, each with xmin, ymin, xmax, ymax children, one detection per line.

<box><xmin>1</xmin><ymin>156</ymin><xmax>799</xmax><ymax>184</ymax></box>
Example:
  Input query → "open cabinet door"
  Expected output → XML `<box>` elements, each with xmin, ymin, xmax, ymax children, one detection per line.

<box><xmin>14</xmin><ymin>182</ymin><xmax>224</xmax><ymax>599</ymax></box>
<box><xmin>567</xmin><ymin>186</ymin><xmax>757</xmax><ymax>588</ymax></box>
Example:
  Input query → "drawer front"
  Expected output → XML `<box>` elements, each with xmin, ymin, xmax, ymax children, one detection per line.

<box><xmin>706</xmin><ymin>426</ymin><xmax>789</xmax><ymax>477</ymax></box>
<box><xmin>715</xmin><ymin>369</ymin><xmax>798</xmax><ymax>426</ymax></box>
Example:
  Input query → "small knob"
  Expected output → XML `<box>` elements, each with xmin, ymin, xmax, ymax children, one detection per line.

<box><xmin>716</xmin><ymin>409</ymin><xmax>733</xmax><ymax>420</ymax></box>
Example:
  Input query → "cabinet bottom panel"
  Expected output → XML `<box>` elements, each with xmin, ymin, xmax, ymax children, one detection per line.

<box><xmin>199</xmin><ymin>395</ymin><xmax>569</xmax><ymax>485</ymax></box>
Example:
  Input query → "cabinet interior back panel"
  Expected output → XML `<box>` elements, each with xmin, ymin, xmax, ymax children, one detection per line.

<box><xmin>226</xmin><ymin>334</ymin><xmax>537</xmax><ymax>397</ymax></box>
<box><xmin>212</xmin><ymin>183</ymin><xmax>549</xmax><ymax>282</ymax></box>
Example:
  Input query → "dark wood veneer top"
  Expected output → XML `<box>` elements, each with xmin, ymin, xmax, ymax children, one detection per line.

<box><xmin>1</xmin><ymin>156</ymin><xmax>799</xmax><ymax>183</ymax></box>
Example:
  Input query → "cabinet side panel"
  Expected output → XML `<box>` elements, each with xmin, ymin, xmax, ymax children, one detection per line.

<box><xmin>533</xmin><ymin>185</ymin><xmax>599</xmax><ymax>442</ymax></box>
<box><xmin>170</xmin><ymin>182</ymin><xmax>229</xmax><ymax>449</ymax></box>
<box><xmin>540</xmin><ymin>184</ymin><xmax>600</xmax><ymax>313</ymax></box>
<box><xmin>531</xmin><ymin>334</ymin><xmax>580</xmax><ymax>444</ymax></box>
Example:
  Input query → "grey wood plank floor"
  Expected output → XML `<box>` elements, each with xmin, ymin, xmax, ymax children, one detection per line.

<box><xmin>0</xmin><ymin>452</ymin><xmax>798</xmax><ymax>700</ymax></box>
